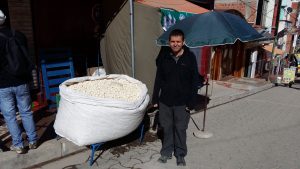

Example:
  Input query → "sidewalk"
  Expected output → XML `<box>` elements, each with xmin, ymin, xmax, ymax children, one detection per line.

<box><xmin>0</xmin><ymin>78</ymin><xmax>274</xmax><ymax>169</ymax></box>
<box><xmin>205</xmin><ymin>77</ymin><xmax>273</xmax><ymax>109</ymax></box>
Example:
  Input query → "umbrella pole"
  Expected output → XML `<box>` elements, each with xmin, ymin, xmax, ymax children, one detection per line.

<box><xmin>193</xmin><ymin>78</ymin><xmax>213</xmax><ymax>139</ymax></box>
<box><xmin>202</xmin><ymin>80</ymin><xmax>209</xmax><ymax>132</ymax></box>
<box><xmin>193</xmin><ymin>48</ymin><xmax>213</xmax><ymax>139</ymax></box>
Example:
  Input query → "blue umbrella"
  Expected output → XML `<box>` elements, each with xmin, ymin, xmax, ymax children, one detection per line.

<box><xmin>157</xmin><ymin>11</ymin><xmax>263</xmax><ymax>48</ymax></box>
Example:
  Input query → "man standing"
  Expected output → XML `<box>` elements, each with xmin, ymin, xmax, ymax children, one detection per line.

<box><xmin>152</xmin><ymin>29</ymin><xmax>199</xmax><ymax>166</ymax></box>
<box><xmin>0</xmin><ymin>9</ymin><xmax>37</xmax><ymax>154</ymax></box>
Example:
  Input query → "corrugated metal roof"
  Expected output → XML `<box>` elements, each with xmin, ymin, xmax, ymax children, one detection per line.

<box><xmin>136</xmin><ymin>0</ymin><xmax>209</xmax><ymax>14</ymax></box>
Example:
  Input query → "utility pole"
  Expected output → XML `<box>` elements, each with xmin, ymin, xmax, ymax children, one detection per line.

<box><xmin>269</xmin><ymin>28</ymin><xmax>287</xmax><ymax>82</ymax></box>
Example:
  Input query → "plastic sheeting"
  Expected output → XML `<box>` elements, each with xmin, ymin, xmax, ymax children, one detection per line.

<box><xmin>54</xmin><ymin>74</ymin><xmax>149</xmax><ymax>146</ymax></box>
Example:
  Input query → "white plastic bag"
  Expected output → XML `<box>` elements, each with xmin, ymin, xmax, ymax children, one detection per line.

<box><xmin>53</xmin><ymin>74</ymin><xmax>149</xmax><ymax>146</ymax></box>
<box><xmin>92</xmin><ymin>67</ymin><xmax>106</xmax><ymax>76</ymax></box>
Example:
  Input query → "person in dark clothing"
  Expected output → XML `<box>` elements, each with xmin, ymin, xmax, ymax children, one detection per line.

<box><xmin>0</xmin><ymin>9</ymin><xmax>37</xmax><ymax>154</ymax></box>
<box><xmin>152</xmin><ymin>29</ymin><xmax>199</xmax><ymax>166</ymax></box>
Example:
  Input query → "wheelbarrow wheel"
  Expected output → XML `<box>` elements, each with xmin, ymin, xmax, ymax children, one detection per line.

<box><xmin>289</xmin><ymin>82</ymin><xmax>293</xmax><ymax>88</ymax></box>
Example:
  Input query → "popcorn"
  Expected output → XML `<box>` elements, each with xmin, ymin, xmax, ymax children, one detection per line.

<box><xmin>68</xmin><ymin>78</ymin><xmax>141</xmax><ymax>102</ymax></box>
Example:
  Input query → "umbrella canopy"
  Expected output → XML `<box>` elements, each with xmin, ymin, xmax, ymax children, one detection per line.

<box><xmin>157</xmin><ymin>11</ymin><xmax>263</xmax><ymax>48</ymax></box>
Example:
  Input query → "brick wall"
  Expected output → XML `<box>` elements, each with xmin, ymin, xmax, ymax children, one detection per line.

<box><xmin>215</xmin><ymin>0</ymin><xmax>258</xmax><ymax>24</ymax></box>
<box><xmin>286</xmin><ymin>2</ymin><xmax>299</xmax><ymax>54</ymax></box>
<box><xmin>7</xmin><ymin>0</ymin><xmax>35</xmax><ymax>56</ymax></box>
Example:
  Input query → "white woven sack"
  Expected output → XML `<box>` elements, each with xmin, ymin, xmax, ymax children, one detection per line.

<box><xmin>53</xmin><ymin>74</ymin><xmax>149</xmax><ymax>146</ymax></box>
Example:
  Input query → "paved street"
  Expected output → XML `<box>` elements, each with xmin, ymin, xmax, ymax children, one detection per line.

<box><xmin>32</xmin><ymin>84</ymin><xmax>300</xmax><ymax>169</ymax></box>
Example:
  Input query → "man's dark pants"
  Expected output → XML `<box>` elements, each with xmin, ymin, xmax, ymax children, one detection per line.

<box><xmin>159</xmin><ymin>102</ymin><xmax>190</xmax><ymax>158</ymax></box>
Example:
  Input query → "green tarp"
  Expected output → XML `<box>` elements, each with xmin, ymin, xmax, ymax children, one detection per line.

<box><xmin>160</xmin><ymin>8</ymin><xmax>193</xmax><ymax>31</ymax></box>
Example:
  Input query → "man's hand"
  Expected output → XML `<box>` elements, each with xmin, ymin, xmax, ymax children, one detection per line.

<box><xmin>153</xmin><ymin>104</ymin><xmax>158</xmax><ymax>108</ymax></box>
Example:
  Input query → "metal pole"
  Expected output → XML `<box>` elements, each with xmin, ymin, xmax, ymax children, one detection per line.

<box><xmin>202</xmin><ymin>47</ymin><xmax>213</xmax><ymax>131</ymax></box>
<box><xmin>193</xmin><ymin>48</ymin><xmax>213</xmax><ymax>139</ymax></box>
<box><xmin>268</xmin><ymin>37</ymin><xmax>277</xmax><ymax>82</ymax></box>
<box><xmin>129</xmin><ymin>0</ymin><xmax>135</xmax><ymax>78</ymax></box>
<box><xmin>201</xmin><ymin>79</ymin><xmax>209</xmax><ymax>132</ymax></box>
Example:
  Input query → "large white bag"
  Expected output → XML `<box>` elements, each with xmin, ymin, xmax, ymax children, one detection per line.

<box><xmin>53</xmin><ymin>74</ymin><xmax>149</xmax><ymax>146</ymax></box>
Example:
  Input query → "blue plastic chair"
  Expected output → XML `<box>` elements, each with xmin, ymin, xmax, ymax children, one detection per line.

<box><xmin>40</xmin><ymin>49</ymin><xmax>75</xmax><ymax>108</ymax></box>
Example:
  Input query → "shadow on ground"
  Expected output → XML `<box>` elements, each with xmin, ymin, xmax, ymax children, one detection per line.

<box><xmin>0</xmin><ymin>107</ymin><xmax>57</xmax><ymax>152</ymax></box>
<box><xmin>93</xmin><ymin>94</ymin><xmax>210</xmax><ymax>159</ymax></box>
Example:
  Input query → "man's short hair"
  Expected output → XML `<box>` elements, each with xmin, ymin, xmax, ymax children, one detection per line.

<box><xmin>169</xmin><ymin>29</ymin><xmax>184</xmax><ymax>41</ymax></box>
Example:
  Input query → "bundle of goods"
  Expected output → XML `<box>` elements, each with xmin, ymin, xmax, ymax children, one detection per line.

<box><xmin>54</xmin><ymin>74</ymin><xmax>149</xmax><ymax>146</ymax></box>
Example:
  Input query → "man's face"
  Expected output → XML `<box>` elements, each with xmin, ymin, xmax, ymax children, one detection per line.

<box><xmin>169</xmin><ymin>35</ymin><xmax>184</xmax><ymax>54</ymax></box>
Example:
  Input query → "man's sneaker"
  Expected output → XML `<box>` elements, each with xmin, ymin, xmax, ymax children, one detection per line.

<box><xmin>176</xmin><ymin>156</ymin><xmax>186</xmax><ymax>166</ymax></box>
<box><xmin>29</xmin><ymin>142</ymin><xmax>38</xmax><ymax>149</ymax></box>
<box><xmin>10</xmin><ymin>146</ymin><xmax>26</xmax><ymax>154</ymax></box>
<box><xmin>157</xmin><ymin>155</ymin><xmax>172</xmax><ymax>163</ymax></box>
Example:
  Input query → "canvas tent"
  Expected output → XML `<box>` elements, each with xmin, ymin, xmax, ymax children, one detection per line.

<box><xmin>100</xmin><ymin>0</ymin><xmax>208</xmax><ymax>96</ymax></box>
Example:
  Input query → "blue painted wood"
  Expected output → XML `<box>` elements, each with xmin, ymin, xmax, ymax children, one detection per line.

<box><xmin>48</xmin><ymin>77</ymin><xmax>69</xmax><ymax>86</ymax></box>
<box><xmin>45</xmin><ymin>61</ymin><xmax>71</xmax><ymax>69</ymax></box>
<box><xmin>49</xmin><ymin>87</ymin><xmax>59</xmax><ymax>94</ymax></box>
<box><xmin>41</xmin><ymin>62</ymin><xmax>50</xmax><ymax>100</ymax></box>
<box><xmin>40</xmin><ymin>49</ymin><xmax>74</xmax><ymax>108</ymax></box>
<box><xmin>69</xmin><ymin>57</ymin><xmax>75</xmax><ymax>78</ymax></box>
<box><xmin>49</xmin><ymin>96</ymin><xmax>56</xmax><ymax>103</ymax></box>
<box><xmin>47</xmin><ymin>69</ymin><xmax>71</xmax><ymax>77</ymax></box>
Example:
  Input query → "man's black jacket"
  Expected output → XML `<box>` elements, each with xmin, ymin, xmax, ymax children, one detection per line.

<box><xmin>152</xmin><ymin>46</ymin><xmax>200</xmax><ymax>109</ymax></box>
<box><xmin>0</xmin><ymin>27</ymin><xmax>31</xmax><ymax>88</ymax></box>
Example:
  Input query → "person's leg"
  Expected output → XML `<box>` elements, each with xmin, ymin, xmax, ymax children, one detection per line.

<box><xmin>0</xmin><ymin>87</ymin><xmax>23</xmax><ymax>148</ymax></box>
<box><xmin>173</xmin><ymin>105</ymin><xmax>190</xmax><ymax>158</ymax></box>
<box><xmin>15</xmin><ymin>84</ymin><xmax>37</xmax><ymax>145</ymax></box>
<box><xmin>158</xmin><ymin>102</ymin><xmax>174</xmax><ymax>157</ymax></box>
